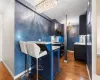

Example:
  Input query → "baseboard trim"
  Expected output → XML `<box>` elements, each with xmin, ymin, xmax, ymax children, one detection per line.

<box><xmin>64</xmin><ymin>60</ymin><xmax>68</xmax><ymax>63</ymax></box>
<box><xmin>14</xmin><ymin>67</ymin><xmax>32</xmax><ymax>80</ymax></box>
<box><xmin>0</xmin><ymin>58</ymin><xmax>2</xmax><ymax>61</ymax></box>
<box><xmin>2</xmin><ymin>61</ymin><xmax>33</xmax><ymax>80</ymax></box>
<box><xmin>2</xmin><ymin>61</ymin><xmax>14</xmax><ymax>79</ymax></box>
<box><xmin>67</xmin><ymin>50</ymin><xmax>74</xmax><ymax>53</ymax></box>
<box><xmin>97</xmin><ymin>53</ymin><xmax>100</xmax><ymax>56</ymax></box>
<box><xmin>86</xmin><ymin>65</ymin><xmax>91</xmax><ymax>80</ymax></box>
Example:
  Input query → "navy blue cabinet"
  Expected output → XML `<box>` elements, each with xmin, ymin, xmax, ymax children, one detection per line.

<box><xmin>87</xmin><ymin>45</ymin><xmax>92</xmax><ymax>78</ymax></box>
<box><xmin>50</xmin><ymin>19</ymin><xmax>62</xmax><ymax>36</ymax></box>
<box><xmin>50</xmin><ymin>20</ymin><xmax>56</xmax><ymax>35</ymax></box>
<box><xmin>53</xmin><ymin>49</ymin><xmax>59</xmax><ymax>77</ymax></box>
<box><xmin>74</xmin><ymin>45</ymin><xmax>87</xmax><ymax>63</ymax></box>
<box><xmin>37</xmin><ymin>44</ymin><xmax>60</xmax><ymax>80</ymax></box>
<box><xmin>86</xmin><ymin>0</ymin><xmax>92</xmax><ymax>79</ymax></box>
<box><xmin>79</xmin><ymin>14</ymin><xmax>87</xmax><ymax>35</ymax></box>
<box><xmin>60</xmin><ymin>24</ymin><xmax>64</xmax><ymax>36</ymax></box>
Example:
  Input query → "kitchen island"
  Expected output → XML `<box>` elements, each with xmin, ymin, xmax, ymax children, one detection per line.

<box><xmin>26</xmin><ymin>41</ymin><xmax>61</xmax><ymax>80</ymax></box>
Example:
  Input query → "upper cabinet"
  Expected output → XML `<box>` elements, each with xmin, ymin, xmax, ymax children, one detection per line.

<box><xmin>50</xmin><ymin>19</ymin><xmax>56</xmax><ymax>35</ymax></box>
<box><xmin>79</xmin><ymin>14</ymin><xmax>87</xmax><ymax>35</ymax></box>
<box><xmin>60</xmin><ymin>24</ymin><xmax>64</xmax><ymax>36</ymax></box>
<box><xmin>50</xmin><ymin>19</ymin><xmax>64</xmax><ymax>36</ymax></box>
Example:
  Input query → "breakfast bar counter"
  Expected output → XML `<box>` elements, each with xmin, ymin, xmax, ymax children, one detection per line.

<box><xmin>27</xmin><ymin>41</ymin><xmax>61</xmax><ymax>80</ymax></box>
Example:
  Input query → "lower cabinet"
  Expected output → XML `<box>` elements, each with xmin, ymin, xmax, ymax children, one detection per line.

<box><xmin>87</xmin><ymin>45</ymin><xmax>92</xmax><ymax>78</ymax></box>
<box><xmin>53</xmin><ymin>49</ymin><xmax>59</xmax><ymax>77</ymax></box>
<box><xmin>74</xmin><ymin>45</ymin><xmax>87</xmax><ymax>63</ymax></box>
<box><xmin>60</xmin><ymin>46</ymin><xmax>64</xmax><ymax>57</ymax></box>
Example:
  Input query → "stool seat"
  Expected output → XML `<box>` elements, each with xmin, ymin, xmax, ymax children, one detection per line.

<box><xmin>26</xmin><ymin>42</ymin><xmax>47</xmax><ymax>59</ymax></box>
<box><xmin>39</xmin><ymin>51</ymin><xmax>47</xmax><ymax>58</ymax></box>
<box><xmin>19</xmin><ymin>41</ymin><xmax>27</xmax><ymax>54</ymax></box>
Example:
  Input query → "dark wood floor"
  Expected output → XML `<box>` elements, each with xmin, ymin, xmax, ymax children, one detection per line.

<box><xmin>55</xmin><ymin>52</ymin><xmax>89</xmax><ymax>80</ymax></box>
<box><xmin>96</xmin><ymin>55</ymin><xmax>100</xmax><ymax>75</ymax></box>
<box><xmin>0</xmin><ymin>62</ymin><xmax>13</xmax><ymax>80</ymax></box>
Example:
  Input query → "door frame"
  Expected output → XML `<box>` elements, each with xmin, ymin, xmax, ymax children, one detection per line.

<box><xmin>0</xmin><ymin>14</ymin><xmax>2</xmax><ymax>61</ymax></box>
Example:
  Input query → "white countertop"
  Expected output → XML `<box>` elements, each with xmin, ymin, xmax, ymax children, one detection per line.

<box><xmin>27</xmin><ymin>41</ymin><xmax>63</xmax><ymax>44</ymax></box>
<box><xmin>74</xmin><ymin>42</ymin><xmax>86</xmax><ymax>45</ymax></box>
<box><xmin>26</xmin><ymin>41</ymin><xmax>61</xmax><ymax>50</ymax></box>
<box><xmin>52</xmin><ymin>46</ymin><xmax>60</xmax><ymax>50</ymax></box>
<box><xmin>74</xmin><ymin>42</ymin><xmax>92</xmax><ymax>46</ymax></box>
<box><xmin>27</xmin><ymin>41</ymin><xmax>51</xmax><ymax>44</ymax></box>
<box><xmin>87</xmin><ymin>43</ymin><xmax>92</xmax><ymax>45</ymax></box>
<box><xmin>51</xmin><ymin>42</ymin><xmax>63</xmax><ymax>45</ymax></box>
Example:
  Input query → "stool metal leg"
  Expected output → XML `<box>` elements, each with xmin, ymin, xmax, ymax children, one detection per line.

<box><xmin>26</xmin><ymin>54</ymin><xmax>29</xmax><ymax>79</ymax></box>
<box><xmin>36</xmin><ymin>58</ymin><xmax>38</xmax><ymax>80</ymax></box>
<box><xmin>21</xmin><ymin>54</ymin><xmax>29</xmax><ymax>80</ymax></box>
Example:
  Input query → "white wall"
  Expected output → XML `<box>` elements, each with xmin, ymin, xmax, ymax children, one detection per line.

<box><xmin>60</xmin><ymin>16</ymin><xmax>79</xmax><ymax>25</ymax></box>
<box><xmin>2</xmin><ymin>0</ymin><xmax>14</xmax><ymax>77</ymax></box>
<box><xmin>0</xmin><ymin>14</ymin><xmax>2</xmax><ymax>61</ymax></box>
<box><xmin>97</xmin><ymin>0</ymin><xmax>100</xmax><ymax>55</ymax></box>
<box><xmin>92</xmin><ymin>0</ymin><xmax>100</xmax><ymax>79</ymax></box>
<box><xmin>97</xmin><ymin>16</ymin><xmax>100</xmax><ymax>55</ymax></box>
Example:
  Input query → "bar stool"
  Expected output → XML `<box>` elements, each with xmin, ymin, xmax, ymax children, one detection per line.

<box><xmin>19</xmin><ymin>41</ymin><xmax>27</xmax><ymax>54</ymax></box>
<box><xmin>19</xmin><ymin>41</ymin><xmax>29</xmax><ymax>79</ymax></box>
<box><xmin>26</xmin><ymin>42</ymin><xmax>47</xmax><ymax>80</ymax></box>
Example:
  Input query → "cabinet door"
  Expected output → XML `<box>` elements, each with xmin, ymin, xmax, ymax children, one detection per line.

<box><xmin>74</xmin><ymin>45</ymin><xmax>86</xmax><ymax>61</ymax></box>
<box><xmin>50</xmin><ymin>20</ymin><xmax>56</xmax><ymax>35</ymax></box>
<box><xmin>50</xmin><ymin>19</ymin><xmax>62</xmax><ymax>36</ymax></box>
<box><xmin>79</xmin><ymin>14</ymin><xmax>87</xmax><ymax>35</ymax></box>
<box><xmin>53</xmin><ymin>49</ymin><xmax>58</xmax><ymax>77</ymax></box>
<box><xmin>61</xmin><ymin>24</ymin><xmax>64</xmax><ymax>36</ymax></box>
<box><xmin>86</xmin><ymin>0</ymin><xmax>92</xmax><ymax>78</ymax></box>
<box><xmin>87</xmin><ymin>45</ymin><xmax>92</xmax><ymax>78</ymax></box>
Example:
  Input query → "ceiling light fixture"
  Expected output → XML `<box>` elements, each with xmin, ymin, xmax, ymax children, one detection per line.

<box><xmin>67</xmin><ymin>22</ymin><xmax>72</xmax><ymax>31</ymax></box>
<box><xmin>35</xmin><ymin>0</ymin><xmax>58</xmax><ymax>13</ymax></box>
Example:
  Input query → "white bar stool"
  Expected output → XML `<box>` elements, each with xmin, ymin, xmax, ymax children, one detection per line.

<box><xmin>19</xmin><ymin>41</ymin><xmax>29</xmax><ymax>79</ymax></box>
<box><xmin>19</xmin><ymin>41</ymin><xmax>27</xmax><ymax>54</ymax></box>
<box><xmin>26</xmin><ymin>42</ymin><xmax>47</xmax><ymax>80</ymax></box>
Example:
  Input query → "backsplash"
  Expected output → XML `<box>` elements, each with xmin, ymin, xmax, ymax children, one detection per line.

<box><xmin>15</xmin><ymin>1</ymin><xmax>51</xmax><ymax>75</ymax></box>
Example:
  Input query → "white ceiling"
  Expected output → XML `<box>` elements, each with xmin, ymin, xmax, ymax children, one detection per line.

<box><xmin>25</xmin><ymin>0</ymin><xmax>88</xmax><ymax>24</ymax></box>
<box><xmin>0</xmin><ymin>0</ymin><xmax>88</xmax><ymax>24</ymax></box>
<box><xmin>43</xmin><ymin>0</ymin><xmax>88</xmax><ymax>23</ymax></box>
<box><xmin>0</xmin><ymin>0</ymin><xmax>11</xmax><ymax>14</ymax></box>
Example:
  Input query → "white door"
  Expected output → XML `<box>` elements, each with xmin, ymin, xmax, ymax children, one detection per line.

<box><xmin>0</xmin><ymin>15</ymin><xmax>2</xmax><ymax>61</ymax></box>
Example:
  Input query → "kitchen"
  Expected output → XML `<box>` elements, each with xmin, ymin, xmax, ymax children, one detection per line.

<box><xmin>0</xmin><ymin>0</ymin><xmax>92</xmax><ymax>80</ymax></box>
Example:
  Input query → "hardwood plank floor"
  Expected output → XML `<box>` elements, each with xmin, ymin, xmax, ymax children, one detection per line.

<box><xmin>0</xmin><ymin>62</ymin><xmax>13</xmax><ymax>80</ymax></box>
<box><xmin>17</xmin><ymin>52</ymin><xmax>89</xmax><ymax>80</ymax></box>
<box><xmin>55</xmin><ymin>52</ymin><xmax>89</xmax><ymax>80</ymax></box>
<box><xmin>96</xmin><ymin>55</ymin><xmax>100</xmax><ymax>75</ymax></box>
<box><xmin>0</xmin><ymin>52</ymin><xmax>89</xmax><ymax>80</ymax></box>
